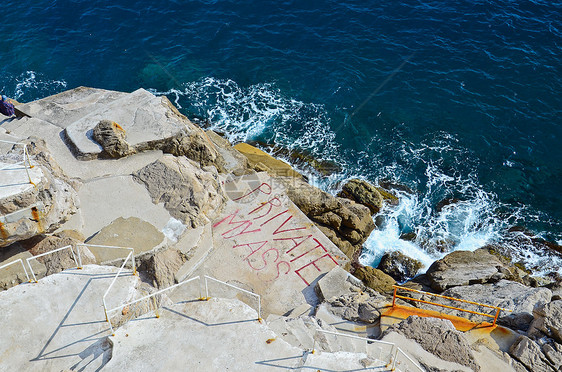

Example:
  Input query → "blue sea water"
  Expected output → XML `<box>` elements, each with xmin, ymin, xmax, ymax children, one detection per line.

<box><xmin>1</xmin><ymin>0</ymin><xmax>561</xmax><ymax>275</ymax></box>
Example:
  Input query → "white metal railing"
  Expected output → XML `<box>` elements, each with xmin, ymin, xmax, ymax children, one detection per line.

<box><xmin>203</xmin><ymin>275</ymin><xmax>262</xmax><ymax>321</ymax></box>
<box><xmin>0</xmin><ymin>258</ymin><xmax>31</xmax><ymax>283</ymax></box>
<box><xmin>310</xmin><ymin>329</ymin><xmax>424</xmax><ymax>372</ymax></box>
<box><xmin>26</xmin><ymin>244</ymin><xmax>81</xmax><ymax>282</ymax></box>
<box><xmin>0</xmin><ymin>140</ymin><xmax>34</xmax><ymax>184</ymax></box>
<box><xmin>103</xmin><ymin>274</ymin><xmax>202</xmax><ymax>335</ymax></box>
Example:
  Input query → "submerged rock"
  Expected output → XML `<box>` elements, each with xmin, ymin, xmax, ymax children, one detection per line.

<box><xmin>133</xmin><ymin>155</ymin><xmax>227</xmax><ymax>228</ymax></box>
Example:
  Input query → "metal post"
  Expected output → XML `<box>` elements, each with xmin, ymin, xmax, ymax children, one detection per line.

<box><xmin>493</xmin><ymin>308</ymin><xmax>501</xmax><ymax>326</ymax></box>
<box><xmin>23</xmin><ymin>145</ymin><xmax>34</xmax><ymax>185</ymax></box>
<box><xmin>392</xmin><ymin>346</ymin><xmax>398</xmax><ymax>371</ymax></box>
<box><xmin>392</xmin><ymin>286</ymin><xmax>397</xmax><ymax>307</ymax></box>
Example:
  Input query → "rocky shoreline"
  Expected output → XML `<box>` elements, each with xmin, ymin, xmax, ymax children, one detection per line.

<box><xmin>0</xmin><ymin>87</ymin><xmax>560</xmax><ymax>371</ymax></box>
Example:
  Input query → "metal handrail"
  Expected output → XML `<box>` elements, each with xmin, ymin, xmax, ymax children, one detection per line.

<box><xmin>0</xmin><ymin>258</ymin><xmax>31</xmax><ymax>283</ymax></box>
<box><xmin>26</xmin><ymin>244</ymin><xmax>81</xmax><ymax>282</ymax></box>
<box><xmin>0</xmin><ymin>140</ymin><xmax>34</xmax><ymax>184</ymax></box>
<box><xmin>311</xmin><ymin>329</ymin><xmax>424</xmax><ymax>372</ymax></box>
<box><xmin>392</xmin><ymin>285</ymin><xmax>513</xmax><ymax>326</ymax></box>
<box><xmin>102</xmin><ymin>251</ymin><xmax>136</xmax><ymax>335</ymax></box>
<box><xmin>204</xmin><ymin>275</ymin><xmax>262</xmax><ymax>321</ymax></box>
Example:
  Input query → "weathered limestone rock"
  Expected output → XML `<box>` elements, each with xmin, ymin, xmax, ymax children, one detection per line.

<box><xmin>0</xmin><ymin>139</ymin><xmax>79</xmax><ymax>247</ymax></box>
<box><xmin>234</xmin><ymin>142</ymin><xmax>303</xmax><ymax>179</ymax></box>
<box><xmin>528</xmin><ymin>300</ymin><xmax>562</xmax><ymax>344</ymax></box>
<box><xmin>92</xmin><ymin>120</ymin><xmax>133</xmax><ymax>158</ymax></box>
<box><xmin>542</xmin><ymin>342</ymin><xmax>562</xmax><ymax>370</ymax></box>
<box><xmin>28</xmin><ymin>234</ymin><xmax>95</xmax><ymax>275</ymax></box>
<box><xmin>509</xmin><ymin>336</ymin><xmax>556</xmax><ymax>372</ymax></box>
<box><xmin>324</xmin><ymin>292</ymin><xmax>386</xmax><ymax>323</ymax></box>
<box><xmin>206</xmin><ymin>130</ymin><xmax>250</xmax><ymax>176</ymax></box>
<box><xmin>161</xmin><ymin>130</ymin><xmax>226</xmax><ymax>172</ymax></box>
<box><xmin>86</xmin><ymin>217</ymin><xmax>166</xmax><ymax>263</ymax></box>
<box><xmin>338</xmin><ymin>178</ymin><xmax>384</xmax><ymax>215</ymax></box>
<box><xmin>353</xmin><ymin>265</ymin><xmax>396</xmax><ymax>294</ymax></box>
<box><xmin>378</xmin><ymin>251</ymin><xmax>424</xmax><ymax>282</ymax></box>
<box><xmin>140</xmin><ymin>248</ymin><xmax>186</xmax><ymax>288</ymax></box>
<box><xmin>441</xmin><ymin>280</ymin><xmax>552</xmax><ymax>331</ymax></box>
<box><xmin>133</xmin><ymin>155</ymin><xmax>227</xmax><ymax>228</ymax></box>
<box><xmin>382</xmin><ymin>316</ymin><xmax>480</xmax><ymax>371</ymax></box>
<box><xmin>279</xmin><ymin>177</ymin><xmax>375</xmax><ymax>260</ymax></box>
<box><xmin>425</xmin><ymin>249</ymin><xmax>508</xmax><ymax>292</ymax></box>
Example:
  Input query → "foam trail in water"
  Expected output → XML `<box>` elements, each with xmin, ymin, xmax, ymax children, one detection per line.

<box><xmin>2</xmin><ymin>71</ymin><xmax>67</xmax><ymax>101</ymax></box>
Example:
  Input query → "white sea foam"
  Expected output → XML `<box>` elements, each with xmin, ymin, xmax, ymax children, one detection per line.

<box><xmin>12</xmin><ymin>71</ymin><xmax>67</xmax><ymax>101</ymax></box>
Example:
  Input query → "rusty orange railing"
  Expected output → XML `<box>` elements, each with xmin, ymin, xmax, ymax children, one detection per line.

<box><xmin>391</xmin><ymin>285</ymin><xmax>512</xmax><ymax>326</ymax></box>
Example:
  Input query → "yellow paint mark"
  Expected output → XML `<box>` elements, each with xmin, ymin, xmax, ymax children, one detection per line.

<box><xmin>0</xmin><ymin>221</ymin><xmax>8</xmax><ymax>241</ymax></box>
<box><xmin>31</xmin><ymin>207</ymin><xmax>44</xmax><ymax>234</ymax></box>
<box><xmin>266</xmin><ymin>338</ymin><xmax>276</xmax><ymax>344</ymax></box>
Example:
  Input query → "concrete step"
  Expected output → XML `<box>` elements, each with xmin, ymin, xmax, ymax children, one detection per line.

<box><xmin>175</xmin><ymin>223</ymin><xmax>214</xmax><ymax>282</ymax></box>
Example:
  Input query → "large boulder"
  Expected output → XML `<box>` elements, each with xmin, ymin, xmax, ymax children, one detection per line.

<box><xmin>509</xmin><ymin>336</ymin><xmax>556</xmax><ymax>372</ymax></box>
<box><xmin>352</xmin><ymin>265</ymin><xmax>396</xmax><ymax>294</ymax></box>
<box><xmin>382</xmin><ymin>316</ymin><xmax>480</xmax><ymax>371</ymax></box>
<box><xmin>92</xmin><ymin>120</ymin><xmax>133</xmax><ymax>158</ymax></box>
<box><xmin>338</xmin><ymin>179</ymin><xmax>384</xmax><ymax>215</ymax></box>
<box><xmin>279</xmin><ymin>177</ymin><xmax>375</xmax><ymax>260</ymax></box>
<box><xmin>425</xmin><ymin>249</ymin><xmax>508</xmax><ymax>292</ymax></box>
<box><xmin>441</xmin><ymin>280</ymin><xmax>552</xmax><ymax>331</ymax></box>
<box><xmin>205</xmin><ymin>130</ymin><xmax>249</xmax><ymax>176</ymax></box>
<box><xmin>378</xmin><ymin>251</ymin><xmax>423</xmax><ymax>282</ymax></box>
<box><xmin>133</xmin><ymin>155</ymin><xmax>227</xmax><ymax>228</ymax></box>
<box><xmin>0</xmin><ymin>138</ymin><xmax>79</xmax><ymax>247</ymax></box>
<box><xmin>528</xmin><ymin>300</ymin><xmax>562</xmax><ymax>344</ymax></box>
<box><xmin>161</xmin><ymin>130</ymin><xmax>226</xmax><ymax>172</ymax></box>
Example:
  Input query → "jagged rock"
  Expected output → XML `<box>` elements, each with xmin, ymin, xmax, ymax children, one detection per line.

<box><xmin>161</xmin><ymin>130</ymin><xmax>226</xmax><ymax>172</ymax></box>
<box><xmin>205</xmin><ymin>130</ymin><xmax>250</xmax><ymax>175</ymax></box>
<box><xmin>509</xmin><ymin>336</ymin><xmax>556</xmax><ymax>372</ymax></box>
<box><xmin>133</xmin><ymin>155</ymin><xmax>227</xmax><ymax>228</ymax></box>
<box><xmin>542</xmin><ymin>342</ymin><xmax>562</xmax><ymax>370</ymax></box>
<box><xmin>378</xmin><ymin>251</ymin><xmax>423</xmax><ymax>282</ymax></box>
<box><xmin>383</xmin><ymin>316</ymin><xmax>480</xmax><ymax>371</ymax></box>
<box><xmin>352</xmin><ymin>265</ymin><xmax>396</xmax><ymax>294</ymax></box>
<box><xmin>425</xmin><ymin>249</ymin><xmax>508</xmax><ymax>292</ymax></box>
<box><xmin>140</xmin><ymin>248</ymin><xmax>186</xmax><ymax>288</ymax></box>
<box><xmin>0</xmin><ymin>139</ymin><xmax>79</xmax><ymax>247</ymax></box>
<box><xmin>28</xmin><ymin>235</ymin><xmax>95</xmax><ymax>275</ymax></box>
<box><xmin>325</xmin><ymin>292</ymin><xmax>386</xmax><ymax>323</ymax></box>
<box><xmin>528</xmin><ymin>300</ymin><xmax>562</xmax><ymax>344</ymax></box>
<box><xmin>0</xmin><ymin>243</ymin><xmax>46</xmax><ymax>289</ymax></box>
<box><xmin>441</xmin><ymin>280</ymin><xmax>552</xmax><ymax>331</ymax></box>
<box><xmin>92</xmin><ymin>120</ymin><xmax>133</xmax><ymax>158</ymax></box>
<box><xmin>338</xmin><ymin>178</ymin><xmax>384</xmax><ymax>215</ymax></box>
<box><xmin>279</xmin><ymin>176</ymin><xmax>375</xmax><ymax>260</ymax></box>
<box><xmin>234</xmin><ymin>143</ymin><xmax>302</xmax><ymax>178</ymax></box>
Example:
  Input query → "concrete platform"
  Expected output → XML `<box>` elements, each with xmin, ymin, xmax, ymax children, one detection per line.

<box><xmin>0</xmin><ymin>265</ymin><xmax>140</xmax><ymax>371</ymax></box>
<box><xmin>64</xmin><ymin>89</ymin><xmax>192</xmax><ymax>159</ymax></box>
<box><xmin>198</xmin><ymin>172</ymin><xmax>349</xmax><ymax>316</ymax></box>
<box><xmin>14</xmin><ymin>86</ymin><xmax>128</xmax><ymax>128</ymax></box>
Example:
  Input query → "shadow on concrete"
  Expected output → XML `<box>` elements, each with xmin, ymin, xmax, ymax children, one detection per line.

<box><xmin>28</xmin><ymin>271</ymin><xmax>124</xmax><ymax>371</ymax></box>
<box><xmin>162</xmin><ymin>305</ymin><xmax>259</xmax><ymax>327</ymax></box>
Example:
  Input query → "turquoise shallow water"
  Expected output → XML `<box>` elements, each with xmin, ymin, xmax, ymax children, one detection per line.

<box><xmin>1</xmin><ymin>0</ymin><xmax>561</xmax><ymax>274</ymax></box>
